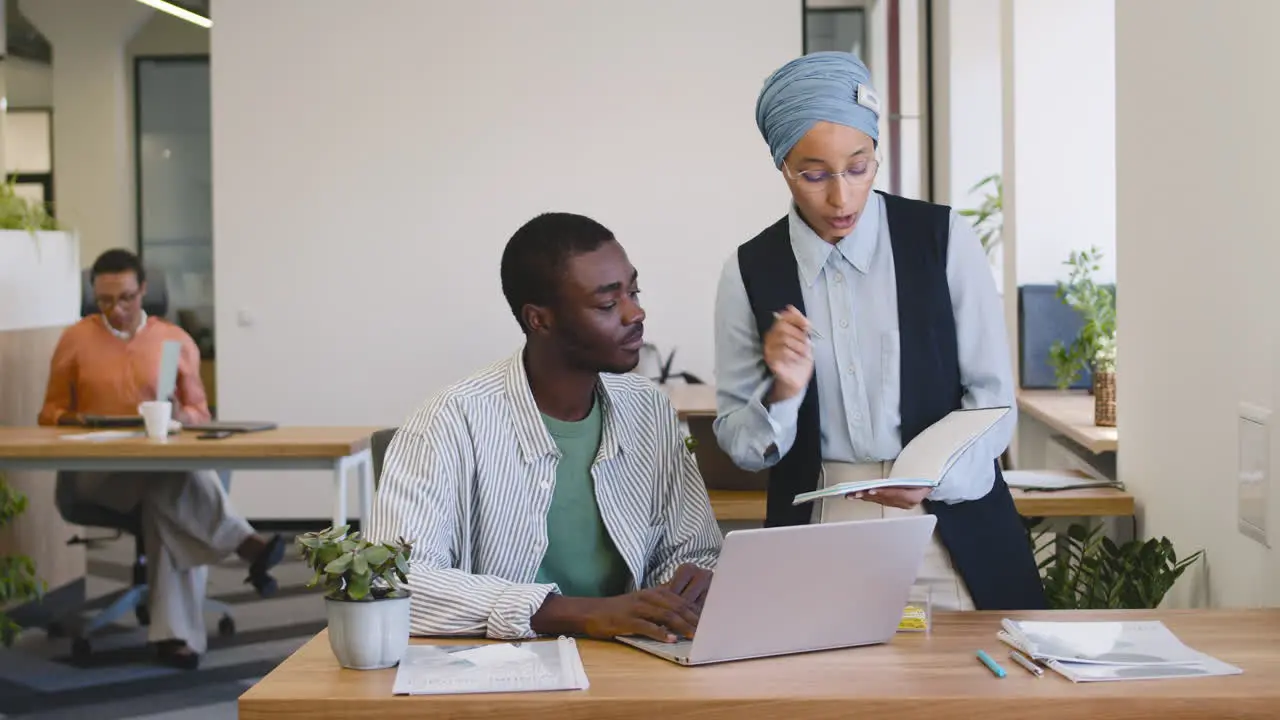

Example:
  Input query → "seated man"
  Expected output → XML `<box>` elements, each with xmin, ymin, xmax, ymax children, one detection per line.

<box><xmin>366</xmin><ymin>212</ymin><xmax>722</xmax><ymax>643</ymax></box>
<box><xmin>38</xmin><ymin>248</ymin><xmax>285</xmax><ymax>670</ymax></box>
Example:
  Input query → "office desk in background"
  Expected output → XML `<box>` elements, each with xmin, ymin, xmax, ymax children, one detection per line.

<box><xmin>240</xmin><ymin>609</ymin><xmax>1280</xmax><ymax>719</ymax></box>
<box><xmin>0</xmin><ymin>426</ymin><xmax>379</xmax><ymax>527</ymax></box>
<box><xmin>1016</xmin><ymin>390</ymin><xmax>1118</xmax><ymax>455</ymax></box>
<box><xmin>660</xmin><ymin>384</ymin><xmax>1135</xmax><ymax>523</ymax></box>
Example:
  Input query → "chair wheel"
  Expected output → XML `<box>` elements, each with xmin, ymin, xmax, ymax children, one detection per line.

<box><xmin>46</xmin><ymin>622</ymin><xmax>66</xmax><ymax>638</ymax></box>
<box><xmin>72</xmin><ymin>637</ymin><xmax>91</xmax><ymax>661</ymax></box>
<box><xmin>217</xmin><ymin>616</ymin><xmax>236</xmax><ymax>637</ymax></box>
<box><xmin>136</xmin><ymin>605</ymin><xmax>151</xmax><ymax>626</ymax></box>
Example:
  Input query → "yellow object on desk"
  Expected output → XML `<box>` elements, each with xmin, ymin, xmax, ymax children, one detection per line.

<box><xmin>899</xmin><ymin>604</ymin><xmax>929</xmax><ymax>632</ymax></box>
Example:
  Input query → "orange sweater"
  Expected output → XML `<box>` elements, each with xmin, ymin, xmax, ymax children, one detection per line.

<box><xmin>38</xmin><ymin>316</ymin><xmax>211</xmax><ymax>426</ymax></box>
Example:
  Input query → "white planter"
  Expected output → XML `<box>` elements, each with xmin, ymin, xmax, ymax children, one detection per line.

<box><xmin>0</xmin><ymin>230</ymin><xmax>80</xmax><ymax>332</ymax></box>
<box><xmin>325</xmin><ymin>593</ymin><xmax>411</xmax><ymax>670</ymax></box>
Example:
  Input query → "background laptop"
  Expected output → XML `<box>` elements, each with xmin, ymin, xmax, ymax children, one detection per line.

<box><xmin>80</xmin><ymin>340</ymin><xmax>182</xmax><ymax>428</ymax></box>
<box><xmin>616</xmin><ymin>514</ymin><xmax>936</xmax><ymax>666</ymax></box>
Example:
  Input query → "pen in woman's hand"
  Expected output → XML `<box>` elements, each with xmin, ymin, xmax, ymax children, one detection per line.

<box><xmin>772</xmin><ymin>311</ymin><xmax>824</xmax><ymax>340</ymax></box>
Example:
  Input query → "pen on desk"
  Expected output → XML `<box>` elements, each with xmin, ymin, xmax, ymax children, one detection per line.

<box><xmin>1008</xmin><ymin>649</ymin><xmax>1043</xmax><ymax>678</ymax></box>
<box><xmin>975</xmin><ymin>649</ymin><xmax>1006</xmax><ymax>678</ymax></box>
<box><xmin>772</xmin><ymin>311</ymin><xmax>824</xmax><ymax>340</ymax></box>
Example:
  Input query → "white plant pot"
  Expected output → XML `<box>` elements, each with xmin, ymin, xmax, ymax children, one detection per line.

<box><xmin>0</xmin><ymin>230</ymin><xmax>80</xmax><ymax>332</ymax></box>
<box><xmin>325</xmin><ymin>593</ymin><xmax>411</xmax><ymax>670</ymax></box>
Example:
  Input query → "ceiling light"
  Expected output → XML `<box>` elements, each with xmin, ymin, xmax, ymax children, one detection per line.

<box><xmin>135</xmin><ymin>0</ymin><xmax>212</xmax><ymax>29</ymax></box>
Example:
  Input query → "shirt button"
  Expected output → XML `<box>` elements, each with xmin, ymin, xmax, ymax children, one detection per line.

<box><xmin>834</xmin><ymin>273</ymin><xmax>844</xmax><ymax>283</ymax></box>
<box><xmin>847</xmin><ymin>366</ymin><xmax>856</xmax><ymax>375</ymax></box>
<box><xmin>840</xmin><ymin>319</ymin><xmax>849</xmax><ymax>329</ymax></box>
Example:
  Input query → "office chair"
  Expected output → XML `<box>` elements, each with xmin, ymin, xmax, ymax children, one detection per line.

<box><xmin>49</xmin><ymin>472</ymin><xmax>238</xmax><ymax>660</ymax></box>
<box><xmin>50</xmin><ymin>268</ymin><xmax>236</xmax><ymax>660</ymax></box>
<box><xmin>370</xmin><ymin>428</ymin><xmax>398</xmax><ymax>495</ymax></box>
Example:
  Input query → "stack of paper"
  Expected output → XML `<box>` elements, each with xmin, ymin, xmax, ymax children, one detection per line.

<box><xmin>998</xmin><ymin>619</ymin><xmax>1243</xmax><ymax>683</ymax></box>
<box><xmin>391</xmin><ymin>636</ymin><xmax>589</xmax><ymax>695</ymax></box>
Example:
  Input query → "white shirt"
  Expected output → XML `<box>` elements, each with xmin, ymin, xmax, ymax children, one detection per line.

<box><xmin>102</xmin><ymin>310</ymin><xmax>147</xmax><ymax>340</ymax></box>
<box><xmin>365</xmin><ymin>348</ymin><xmax>723</xmax><ymax>640</ymax></box>
<box><xmin>711</xmin><ymin>193</ymin><xmax>1016</xmax><ymax>503</ymax></box>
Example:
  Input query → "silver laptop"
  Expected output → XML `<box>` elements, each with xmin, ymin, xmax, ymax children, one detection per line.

<box><xmin>616</xmin><ymin>514</ymin><xmax>936</xmax><ymax>666</ymax></box>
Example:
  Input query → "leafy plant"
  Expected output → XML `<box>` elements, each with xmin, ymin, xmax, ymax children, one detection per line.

<box><xmin>1048</xmin><ymin>246</ymin><xmax>1117</xmax><ymax>389</ymax></box>
<box><xmin>956</xmin><ymin>173</ymin><xmax>1003</xmax><ymax>259</ymax></box>
<box><xmin>0</xmin><ymin>176</ymin><xmax>59</xmax><ymax>233</ymax></box>
<box><xmin>1033</xmin><ymin>522</ymin><xmax>1202</xmax><ymax>609</ymax></box>
<box><xmin>296</xmin><ymin>525</ymin><xmax>411</xmax><ymax>601</ymax></box>
<box><xmin>0</xmin><ymin>473</ymin><xmax>45</xmax><ymax>646</ymax></box>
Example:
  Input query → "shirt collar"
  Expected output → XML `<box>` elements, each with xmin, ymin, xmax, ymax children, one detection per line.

<box><xmin>502</xmin><ymin>346</ymin><xmax>629</xmax><ymax>464</ymax></box>
<box><xmin>787</xmin><ymin>192</ymin><xmax>882</xmax><ymax>286</ymax></box>
<box><xmin>102</xmin><ymin>310</ymin><xmax>147</xmax><ymax>341</ymax></box>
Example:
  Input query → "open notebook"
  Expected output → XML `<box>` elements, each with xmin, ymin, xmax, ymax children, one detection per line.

<box><xmin>792</xmin><ymin>406</ymin><xmax>1009</xmax><ymax>506</ymax></box>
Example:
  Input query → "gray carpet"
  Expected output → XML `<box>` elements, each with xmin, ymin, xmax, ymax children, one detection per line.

<box><xmin>0</xmin><ymin>528</ymin><xmax>327</xmax><ymax>719</ymax></box>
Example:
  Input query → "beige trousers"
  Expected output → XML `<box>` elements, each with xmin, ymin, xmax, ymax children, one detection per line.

<box><xmin>816</xmin><ymin>462</ymin><xmax>975</xmax><ymax>612</ymax></box>
<box><xmin>61</xmin><ymin>471</ymin><xmax>255</xmax><ymax>653</ymax></box>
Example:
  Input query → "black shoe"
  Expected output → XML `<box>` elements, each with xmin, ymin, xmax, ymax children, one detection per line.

<box><xmin>245</xmin><ymin>533</ymin><xmax>284</xmax><ymax>598</ymax></box>
<box><xmin>155</xmin><ymin>640</ymin><xmax>200</xmax><ymax>670</ymax></box>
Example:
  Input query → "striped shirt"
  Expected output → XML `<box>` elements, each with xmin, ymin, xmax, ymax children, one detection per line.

<box><xmin>365</xmin><ymin>348</ymin><xmax>723</xmax><ymax>640</ymax></box>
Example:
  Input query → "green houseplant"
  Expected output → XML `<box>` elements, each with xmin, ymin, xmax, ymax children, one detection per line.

<box><xmin>1033</xmin><ymin>522</ymin><xmax>1202</xmax><ymax>609</ymax></box>
<box><xmin>0</xmin><ymin>473</ymin><xmax>45</xmax><ymax>646</ymax></box>
<box><xmin>956</xmin><ymin>173</ymin><xmax>1003</xmax><ymax>260</ymax></box>
<box><xmin>297</xmin><ymin>525</ymin><xmax>413</xmax><ymax>670</ymax></box>
<box><xmin>0</xmin><ymin>176</ymin><xmax>59</xmax><ymax>233</ymax></box>
<box><xmin>1048</xmin><ymin>246</ymin><xmax>1117</xmax><ymax>425</ymax></box>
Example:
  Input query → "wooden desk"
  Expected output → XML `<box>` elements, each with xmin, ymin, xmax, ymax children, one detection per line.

<box><xmin>708</xmin><ymin>486</ymin><xmax>1134</xmax><ymax>523</ymax></box>
<box><xmin>240</xmin><ymin>609</ymin><xmax>1280</xmax><ymax>719</ymax></box>
<box><xmin>0</xmin><ymin>426</ymin><xmax>380</xmax><ymax>527</ymax></box>
<box><xmin>664</xmin><ymin>383</ymin><xmax>717</xmax><ymax>420</ymax></box>
<box><xmin>1017</xmin><ymin>390</ymin><xmax>1118</xmax><ymax>454</ymax></box>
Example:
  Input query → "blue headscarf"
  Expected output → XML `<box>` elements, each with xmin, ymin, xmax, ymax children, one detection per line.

<box><xmin>755</xmin><ymin>51</ymin><xmax>881</xmax><ymax>168</ymax></box>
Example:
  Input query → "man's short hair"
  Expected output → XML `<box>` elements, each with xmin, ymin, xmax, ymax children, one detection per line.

<box><xmin>500</xmin><ymin>212</ymin><xmax>615</xmax><ymax>332</ymax></box>
<box><xmin>90</xmin><ymin>248</ymin><xmax>146</xmax><ymax>285</ymax></box>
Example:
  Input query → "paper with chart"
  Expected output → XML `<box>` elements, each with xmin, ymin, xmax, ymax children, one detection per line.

<box><xmin>1003</xmin><ymin>470</ymin><xmax>1120</xmax><ymax>491</ymax></box>
<box><xmin>391</xmin><ymin>636</ymin><xmax>590</xmax><ymax>695</ymax></box>
<box><xmin>998</xmin><ymin>619</ymin><xmax>1243</xmax><ymax>683</ymax></box>
<box><xmin>792</xmin><ymin>406</ymin><xmax>1010</xmax><ymax>505</ymax></box>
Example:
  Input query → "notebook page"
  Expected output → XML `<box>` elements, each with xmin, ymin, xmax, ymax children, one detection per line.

<box><xmin>888</xmin><ymin>407</ymin><xmax>1009</xmax><ymax>483</ymax></box>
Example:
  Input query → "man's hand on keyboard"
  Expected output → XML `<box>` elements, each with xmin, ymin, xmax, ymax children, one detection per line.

<box><xmin>581</xmin><ymin>588</ymin><xmax>700</xmax><ymax>643</ymax></box>
<box><xmin>663</xmin><ymin>563</ymin><xmax>713</xmax><ymax>610</ymax></box>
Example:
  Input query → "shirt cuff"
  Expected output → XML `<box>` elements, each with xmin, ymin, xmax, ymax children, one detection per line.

<box><xmin>748</xmin><ymin>379</ymin><xmax>803</xmax><ymax>460</ymax></box>
<box><xmin>487</xmin><ymin>582</ymin><xmax>558</xmax><ymax>640</ymax></box>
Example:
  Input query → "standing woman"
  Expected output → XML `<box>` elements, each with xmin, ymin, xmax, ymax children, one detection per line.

<box><xmin>711</xmin><ymin>51</ymin><xmax>1045</xmax><ymax>611</ymax></box>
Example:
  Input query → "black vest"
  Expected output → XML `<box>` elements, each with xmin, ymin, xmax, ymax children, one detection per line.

<box><xmin>735</xmin><ymin>191</ymin><xmax>1047</xmax><ymax>610</ymax></box>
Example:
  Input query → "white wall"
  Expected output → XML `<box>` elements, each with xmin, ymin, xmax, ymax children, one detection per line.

<box><xmin>1002</xmin><ymin>0</ymin><xmax>1116</xmax><ymax>288</ymax></box>
<box><xmin>212</xmin><ymin>0</ymin><xmax>801</xmax><ymax>519</ymax></box>
<box><xmin>1116</xmin><ymin>1</ymin><xmax>1280</xmax><ymax>608</ymax></box>
<box><xmin>930</xmin><ymin>0</ymin><xmax>1003</xmax><ymax>289</ymax></box>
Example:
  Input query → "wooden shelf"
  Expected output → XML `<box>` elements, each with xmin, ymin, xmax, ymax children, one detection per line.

<box><xmin>1017</xmin><ymin>390</ymin><xmax>1118</xmax><ymax>454</ymax></box>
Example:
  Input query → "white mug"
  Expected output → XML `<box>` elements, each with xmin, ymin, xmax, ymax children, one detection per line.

<box><xmin>138</xmin><ymin>401</ymin><xmax>173</xmax><ymax>441</ymax></box>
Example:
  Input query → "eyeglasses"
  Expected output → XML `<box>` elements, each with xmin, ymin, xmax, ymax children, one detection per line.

<box><xmin>783</xmin><ymin>159</ymin><xmax>880</xmax><ymax>194</ymax></box>
<box><xmin>95</xmin><ymin>290</ymin><xmax>141</xmax><ymax>310</ymax></box>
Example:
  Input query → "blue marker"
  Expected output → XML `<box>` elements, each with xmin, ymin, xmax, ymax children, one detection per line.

<box><xmin>976</xmin><ymin>649</ymin><xmax>1007</xmax><ymax>678</ymax></box>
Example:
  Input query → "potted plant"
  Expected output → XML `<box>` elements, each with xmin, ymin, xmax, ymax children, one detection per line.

<box><xmin>1032</xmin><ymin>522</ymin><xmax>1203</xmax><ymax>609</ymax></box>
<box><xmin>0</xmin><ymin>472</ymin><xmax>45</xmax><ymax>645</ymax></box>
<box><xmin>957</xmin><ymin>173</ymin><xmax>1003</xmax><ymax>261</ymax></box>
<box><xmin>296</xmin><ymin>525</ymin><xmax>413</xmax><ymax>670</ymax></box>
<box><xmin>1047</xmin><ymin>246</ymin><xmax>1117</xmax><ymax>426</ymax></box>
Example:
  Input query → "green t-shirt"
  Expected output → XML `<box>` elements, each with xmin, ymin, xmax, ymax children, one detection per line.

<box><xmin>534</xmin><ymin>397</ymin><xmax>631</xmax><ymax>598</ymax></box>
